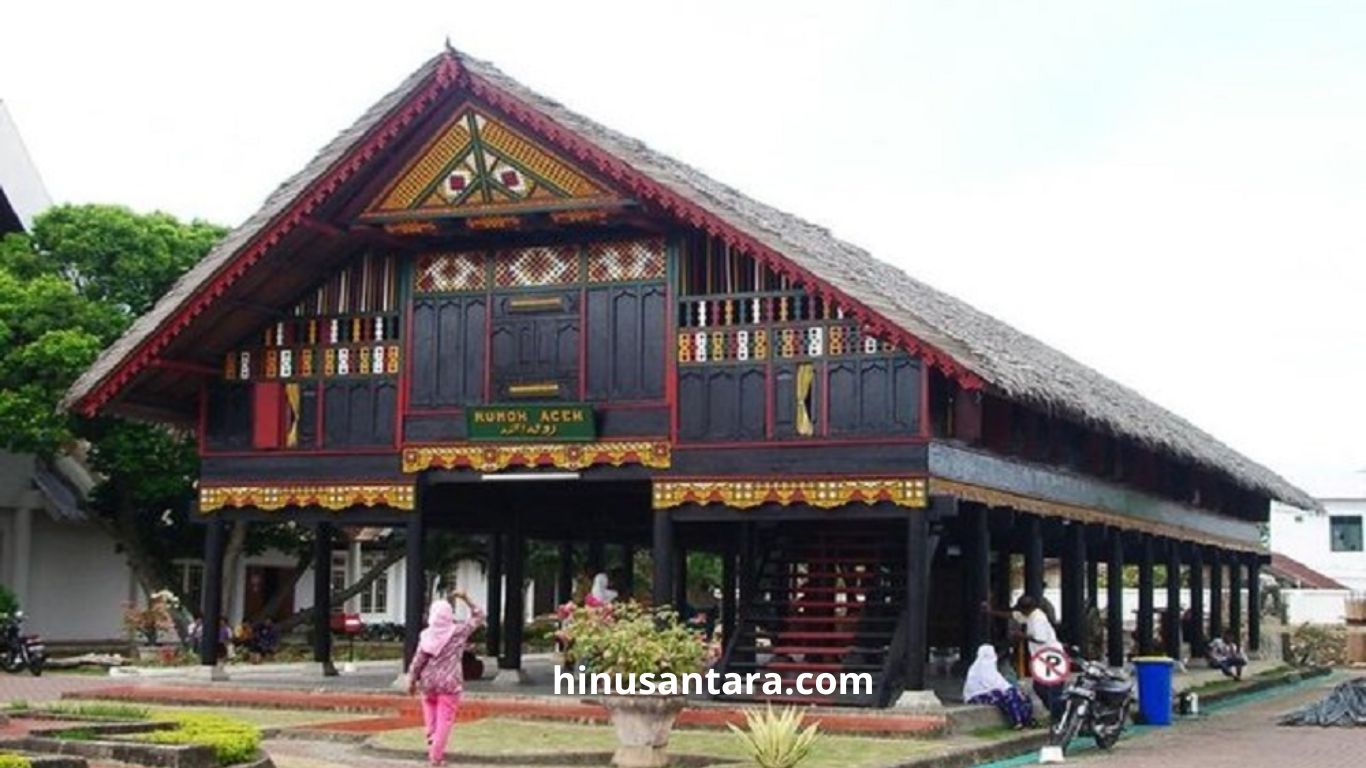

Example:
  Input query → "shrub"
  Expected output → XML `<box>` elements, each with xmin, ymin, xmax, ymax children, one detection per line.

<box><xmin>1286</xmin><ymin>623</ymin><xmax>1345</xmax><ymax>668</ymax></box>
<box><xmin>43</xmin><ymin>702</ymin><xmax>150</xmax><ymax>720</ymax></box>
<box><xmin>557</xmin><ymin>601</ymin><xmax>707</xmax><ymax>677</ymax></box>
<box><xmin>727</xmin><ymin>705</ymin><xmax>820</xmax><ymax>768</ymax></box>
<box><xmin>140</xmin><ymin>713</ymin><xmax>261</xmax><ymax>766</ymax></box>
<box><xmin>0</xmin><ymin>753</ymin><xmax>31</xmax><ymax>768</ymax></box>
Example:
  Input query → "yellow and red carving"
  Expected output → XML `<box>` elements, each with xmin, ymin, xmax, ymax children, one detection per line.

<box><xmin>402</xmin><ymin>441</ymin><xmax>671</xmax><ymax>473</ymax></box>
<box><xmin>199</xmin><ymin>484</ymin><xmax>415</xmax><ymax>513</ymax></box>
<box><xmin>652</xmin><ymin>478</ymin><xmax>928</xmax><ymax>510</ymax></box>
<box><xmin>364</xmin><ymin>105</ymin><xmax>626</xmax><ymax>221</ymax></box>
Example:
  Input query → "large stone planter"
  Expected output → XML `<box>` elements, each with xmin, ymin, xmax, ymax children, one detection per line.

<box><xmin>600</xmin><ymin>694</ymin><xmax>687</xmax><ymax>768</ymax></box>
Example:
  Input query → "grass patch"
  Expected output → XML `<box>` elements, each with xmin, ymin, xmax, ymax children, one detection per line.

<box><xmin>42</xmin><ymin>702</ymin><xmax>150</xmax><ymax>720</ymax></box>
<box><xmin>50</xmin><ymin>727</ymin><xmax>101</xmax><ymax>741</ymax></box>
<box><xmin>370</xmin><ymin>718</ymin><xmax>936</xmax><ymax>768</ymax></box>
<box><xmin>60</xmin><ymin>701</ymin><xmax>356</xmax><ymax>729</ymax></box>
<box><xmin>0</xmin><ymin>753</ymin><xmax>31</xmax><ymax>768</ymax></box>
<box><xmin>6</xmin><ymin>700</ymin><xmax>27</xmax><ymax>712</ymax></box>
<box><xmin>132</xmin><ymin>713</ymin><xmax>261</xmax><ymax>766</ymax></box>
<box><xmin>968</xmin><ymin>724</ymin><xmax>1015</xmax><ymax>739</ymax></box>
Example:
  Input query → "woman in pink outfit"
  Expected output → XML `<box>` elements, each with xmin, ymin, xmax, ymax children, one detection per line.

<box><xmin>408</xmin><ymin>590</ymin><xmax>484</xmax><ymax>766</ymax></box>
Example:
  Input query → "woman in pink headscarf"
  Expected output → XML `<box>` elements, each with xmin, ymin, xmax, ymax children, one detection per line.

<box><xmin>408</xmin><ymin>590</ymin><xmax>484</xmax><ymax>766</ymax></box>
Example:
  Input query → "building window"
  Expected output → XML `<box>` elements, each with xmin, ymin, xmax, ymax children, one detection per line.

<box><xmin>1329</xmin><ymin>515</ymin><xmax>1363</xmax><ymax>552</ymax></box>
<box><xmin>176</xmin><ymin>562</ymin><xmax>204</xmax><ymax>614</ymax></box>
<box><xmin>331</xmin><ymin>553</ymin><xmax>348</xmax><ymax>598</ymax></box>
<box><xmin>359</xmin><ymin>553</ymin><xmax>388</xmax><ymax>614</ymax></box>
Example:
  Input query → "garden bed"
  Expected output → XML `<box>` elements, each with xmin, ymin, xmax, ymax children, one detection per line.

<box><xmin>1</xmin><ymin>713</ymin><xmax>270</xmax><ymax>768</ymax></box>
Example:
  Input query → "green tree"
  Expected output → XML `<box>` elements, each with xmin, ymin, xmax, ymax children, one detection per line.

<box><xmin>0</xmin><ymin>204</ymin><xmax>226</xmax><ymax>627</ymax></box>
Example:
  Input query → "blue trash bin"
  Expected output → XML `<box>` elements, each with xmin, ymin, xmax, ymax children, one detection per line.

<box><xmin>1133</xmin><ymin>656</ymin><xmax>1176</xmax><ymax>725</ymax></box>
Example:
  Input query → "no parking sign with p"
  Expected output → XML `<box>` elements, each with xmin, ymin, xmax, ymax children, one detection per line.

<box><xmin>1030</xmin><ymin>645</ymin><xmax>1071</xmax><ymax>686</ymax></box>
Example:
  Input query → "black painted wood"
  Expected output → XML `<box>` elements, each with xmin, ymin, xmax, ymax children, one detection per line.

<box><xmin>1228</xmin><ymin>553</ymin><xmax>1243</xmax><ymax>646</ymax></box>
<box><xmin>1025</xmin><ymin>515</ymin><xmax>1044</xmax><ymax>601</ymax></box>
<box><xmin>486</xmin><ymin>534</ymin><xmax>503</xmax><ymax>658</ymax></box>
<box><xmin>669</xmin><ymin>442</ymin><xmax>928</xmax><ymax>475</ymax></box>
<box><xmin>1188</xmin><ymin>545</ymin><xmax>1206</xmax><ymax>657</ymax></box>
<box><xmin>1246</xmin><ymin>555</ymin><xmax>1261</xmax><ymax>652</ymax></box>
<box><xmin>963</xmin><ymin>504</ymin><xmax>990</xmax><ymax>659</ymax></box>
<box><xmin>1165</xmin><ymin>539</ymin><xmax>1183</xmax><ymax>660</ymax></box>
<box><xmin>1106</xmin><ymin>528</ymin><xmax>1124</xmax><ymax>667</ymax></box>
<box><xmin>1208</xmin><ymin>549</ymin><xmax>1224</xmax><ymax>641</ymax></box>
<box><xmin>500</xmin><ymin>533</ymin><xmax>527</xmax><ymax>671</ymax></box>
<box><xmin>199</xmin><ymin>521</ymin><xmax>226</xmax><ymax>667</ymax></box>
<box><xmin>678</xmin><ymin>364</ymin><xmax>765</xmax><ymax>441</ymax></box>
<box><xmin>586</xmin><ymin>283</ymin><xmax>666</xmax><ymax>401</ymax></box>
<box><xmin>652</xmin><ymin>511</ymin><xmax>674</xmax><ymax>607</ymax></box>
<box><xmin>1061</xmin><ymin>523</ymin><xmax>1086</xmax><ymax>649</ymax></box>
<box><xmin>403</xmin><ymin>502</ymin><xmax>425</xmax><ymax>670</ymax></box>
<box><xmin>411</xmin><ymin>296</ymin><xmax>486</xmax><ymax>407</ymax></box>
<box><xmin>556</xmin><ymin>542</ymin><xmax>574</xmax><ymax>605</ymax></box>
<box><xmin>205</xmin><ymin>382</ymin><xmax>252</xmax><ymax>450</ymax></box>
<box><xmin>490</xmin><ymin>292</ymin><xmax>579</xmax><ymax>401</ymax></box>
<box><xmin>1137</xmin><ymin>533</ymin><xmax>1155</xmax><ymax>655</ymax></box>
<box><xmin>828</xmin><ymin>356</ymin><xmax>921</xmax><ymax>436</ymax></box>
<box><xmin>905</xmin><ymin>502</ymin><xmax>942</xmax><ymax>691</ymax></box>
<box><xmin>313</xmin><ymin>522</ymin><xmax>336</xmax><ymax>675</ymax></box>
<box><xmin>201</xmin><ymin>454</ymin><xmax>405</xmax><ymax>482</ymax></box>
<box><xmin>323</xmin><ymin>378</ymin><xmax>397</xmax><ymax>447</ymax></box>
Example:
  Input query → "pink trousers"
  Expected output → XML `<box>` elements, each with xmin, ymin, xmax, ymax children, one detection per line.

<box><xmin>420</xmin><ymin>692</ymin><xmax>461</xmax><ymax>764</ymax></box>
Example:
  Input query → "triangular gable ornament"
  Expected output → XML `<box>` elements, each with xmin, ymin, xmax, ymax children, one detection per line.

<box><xmin>362</xmin><ymin>104</ymin><xmax>628</xmax><ymax>221</ymax></box>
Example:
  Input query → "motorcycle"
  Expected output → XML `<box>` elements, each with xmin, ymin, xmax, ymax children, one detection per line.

<box><xmin>1</xmin><ymin>611</ymin><xmax>46</xmax><ymax>676</ymax></box>
<box><xmin>1050</xmin><ymin>649</ymin><xmax>1133</xmax><ymax>753</ymax></box>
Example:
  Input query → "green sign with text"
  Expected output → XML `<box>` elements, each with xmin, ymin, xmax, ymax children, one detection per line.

<box><xmin>466</xmin><ymin>404</ymin><xmax>596</xmax><ymax>442</ymax></box>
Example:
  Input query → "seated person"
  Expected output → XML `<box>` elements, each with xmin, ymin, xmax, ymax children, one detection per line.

<box><xmin>1206</xmin><ymin>634</ymin><xmax>1247</xmax><ymax>680</ymax></box>
<box><xmin>962</xmin><ymin>644</ymin><xmax>1034</xmax><ymax>729</ymax></box>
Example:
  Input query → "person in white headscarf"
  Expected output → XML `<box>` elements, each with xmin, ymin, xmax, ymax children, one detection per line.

<box><xmin>585</xmin><ymin>572</ymin><xmax>617</xmax><ymax>608</ymax></box>
<box><xmin>963</xmin><ymin>644</ymin><xmax>1034</xmax><ymax>729</ymax></box>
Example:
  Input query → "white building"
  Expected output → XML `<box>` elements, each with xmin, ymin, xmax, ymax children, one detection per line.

<box><xmin>1271</xmin><ymin>496</ymin><xmax>1366</xmax><ymax>593</ymax></box>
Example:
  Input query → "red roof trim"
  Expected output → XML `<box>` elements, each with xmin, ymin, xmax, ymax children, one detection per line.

<box><xmin>76</xmin><ymin>55</ymin><xmax>463</xmax><ymax>416</ymax></box>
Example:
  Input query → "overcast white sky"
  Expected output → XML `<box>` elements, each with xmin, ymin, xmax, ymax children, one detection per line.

<box><xmin>2</xmin><ymin>1</ymin><xmax>1363</xmax><ymax>497</ymax></box>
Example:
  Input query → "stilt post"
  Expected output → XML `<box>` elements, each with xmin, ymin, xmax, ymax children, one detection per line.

<box><xmin>199</xmin><ymin>519</ymin><xmax>227</xmax><ymax>667</ymax></box>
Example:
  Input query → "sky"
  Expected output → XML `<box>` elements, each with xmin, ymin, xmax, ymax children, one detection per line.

<box><xmin>2</xmin><ymin>0</ymin><xmax>1363</xmax><ymax>498</ymax></box>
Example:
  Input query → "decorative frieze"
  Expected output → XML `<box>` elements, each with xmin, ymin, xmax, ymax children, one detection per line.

<box><xmin>652</xmin><ymin>478</ymin><xmax>928</xmax><ymax>510</ymax></box>
<box><xmin>198</xmin><ymin>484</ymin><xmax>415</xmax><ymax>513</ymax></box>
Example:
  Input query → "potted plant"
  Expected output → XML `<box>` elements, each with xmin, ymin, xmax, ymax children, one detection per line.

<box><xmin>122</xmin><ymin>590</ymin><xmax>179</xmax><ymax>656</ymax></box>
<box><xmin>558</xmin><ymin>601</ymin><xmax>708</xmax><ymax>768</ymax></box>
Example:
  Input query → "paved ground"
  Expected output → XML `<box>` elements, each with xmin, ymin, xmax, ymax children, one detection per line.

<box><xmin>0</xmin><ymin>672</ymin><xmax>124</xmax><ymax>703</ymax></box>
<box><xmin>1065</xmin><ymin>674</ymin><xmax>1362</xmax><ymax>768</ymax></box>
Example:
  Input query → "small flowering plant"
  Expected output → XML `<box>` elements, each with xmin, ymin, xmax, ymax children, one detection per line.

<box><xmin>123</xmin><ymin>590</ymin><xmax>180</xmax><ymax>645</ymax></box>
<box><xmin>557</xmin><ymin>600</ymin><xmax>708</xmax><ymax>678</ymax></box>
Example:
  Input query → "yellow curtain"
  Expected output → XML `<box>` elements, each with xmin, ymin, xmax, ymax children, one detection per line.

<box><xmin>795</xmin><ymin>362</ymin><xmax>815</xmax><ymax>436</ymax></box>
<box><xmin>284</xmin><ymin>383</ymin><xmax>301</xmax><ymax>448</ymax></box>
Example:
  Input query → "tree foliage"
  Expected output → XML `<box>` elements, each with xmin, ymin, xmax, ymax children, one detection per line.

<box><xmin>0</xmin><ymin>204</ymin><xmax>226</xmax><ymax>606</ymax></box>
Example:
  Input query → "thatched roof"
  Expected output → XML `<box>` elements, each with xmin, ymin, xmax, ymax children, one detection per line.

<box><xmin>63</xmin><ymin>48</ymin><xmax>1318</xmax><ymax>512</ymax></box>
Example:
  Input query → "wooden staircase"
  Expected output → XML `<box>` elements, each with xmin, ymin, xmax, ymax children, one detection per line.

<box><xmin>717</xmin><ymin>525</ymin><xmax>909</xmax><ymax>707</ymax></box>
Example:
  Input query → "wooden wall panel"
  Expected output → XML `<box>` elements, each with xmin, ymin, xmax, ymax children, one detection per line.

<box><xmin>323</xmin><ymin>379</ymin><xmax>397</xmax><ymax>447</ymax></box>
<box><xmin>678</xmin><ymin>364</ymin><xmax>765</xmax><ymax>441</ymax></box>
<box><xmin>205</xmin><ymin>382</ymin><xmax>253</xmax><ymax>450</ymax></box>
<box><xmin>586</xmin><ymin>283</ymin><xmax>666</xmax><ymax>401</ymax></box>
<box><xmin>411</xmin><ymin>296</ymin><xmax>485</xmax><ymax>408</ymax></box>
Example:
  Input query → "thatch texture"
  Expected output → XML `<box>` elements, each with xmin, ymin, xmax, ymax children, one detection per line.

<box><xmin>63</xmin><ymin>49</ymin><xmax>1317</xmax><ymax>512</ymax></box>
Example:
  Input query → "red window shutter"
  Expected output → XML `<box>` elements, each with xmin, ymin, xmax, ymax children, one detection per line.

<box><xmin>252</xmin><ymin>382</ymin><xmax>283</xmax><ymax>450</ymax></box>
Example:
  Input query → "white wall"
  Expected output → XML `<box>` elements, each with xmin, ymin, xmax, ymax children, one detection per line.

<box><xmin>1283</xmin><ymin>588</ymin><xmax>1350</xmax><ymax>625</ymax></box>
<box><xmin>1271</xmin><ymin>500</ymin><xmax>1366</xmax><ymax>591</ymax></box>
<box><xmin>21</xmin><ymin>514</ymin><xmax>138</xmax><ymax>641</ymax></box>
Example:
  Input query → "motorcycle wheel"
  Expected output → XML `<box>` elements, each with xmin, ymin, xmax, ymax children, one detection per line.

<box><xmin>0</xmin><ymin>653</ymin><xmax>22</xmax><ymax>674</ymax></box>
<box><xmin>1050</xmin><ymin>702</ymin><xmax>1084</xmax><ymax>753</ymax></box>
<box><xmin>28</xmin><ymin>658</ymin><xmax>43</xmax><ymax>677</ymax></box>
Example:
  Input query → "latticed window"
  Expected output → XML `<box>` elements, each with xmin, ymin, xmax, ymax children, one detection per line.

<box><xmin>360</xmin><ymin>553</ymin><xmax>388</xmax><ymax>614</ymax></box>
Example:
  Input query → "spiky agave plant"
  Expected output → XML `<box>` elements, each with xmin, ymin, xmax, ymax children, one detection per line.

<box><xmin>727</xmin><ymin>704</ymin><xmax>820</xmax><ymax>768</ymax></box>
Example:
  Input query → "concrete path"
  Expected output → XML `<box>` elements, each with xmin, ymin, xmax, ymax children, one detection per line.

<box><xmin>1065</xmin><ymin>674</ymin><xmax>1362</xmax><ymax>768</ymax></box>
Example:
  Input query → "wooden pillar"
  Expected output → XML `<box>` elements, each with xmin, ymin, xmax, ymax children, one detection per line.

<box><xmin>674</xmin><ymin>545</ymin><xmax>689</xmax><ymax>611</ymax></box>
<box><xmin>1086</xmin><ymin>558</ymin><xmax>1100</xmax><ymax>609</ymax></box>
<box><xmin>403</xmin><ymin>508</ymin><xmax>425</xmax><ymax>670</ymax></box>
<box><xmin>587</xmin><ymin>537</ymin><xmax>605</xmax><ymax>577</ymax></box>
<box><xmin>1024</xmin><ymin>515</ymin><xmax>1044</xmax><ymax>601</ymax></box>
<box><xmin>992</xmin><ymin>547</ymin><xmax>1013</xmax><ymax>643</ymax></box>
<box><xmin>555</xmin><ymin>541</ymin><xmax>574</xmax><ymax>605</ymax></box>
<box><xmin>1187</xmin><ymin>546</ymin><xmax>1206</xmax><ymax>657</ymax></box>
<box><xmin>500</xmin><ymin>533</ymin><xmax>526</xmax><ymax>671</ymax></box>
<box><xmin>1137</xmin><ymin>533</ymin><xmax>1155</xmax><ymax>655</ymax></box>
<box><xmin>1106</xmin><ymin>528</ymin><xmax>1124</xmax><ymax>667</ymax></box>
<box><xmin>199</xmin><ymin>520</ymin><xmax>227</xmax><ymax>667</ymax></box>
<box><xmin>485</xmin><ymin>534</ymin><xmax>503</xmax><ymax>658</ymax></box>
<box><xmin>620</xmin><ymin>543</ymin><xmax>636</xmax><ymax>599</ymax></box>
<box><xmin>963</xmin><ymin>504</ymin><xmax>990</xmax><ymax>658</ymax></box>
<box><xmin>905</xmin><ymin>507</ymin><xmax>933</xmax><ymax>690</ymax></box>
<box><xmin>721</xmin><ymin>541</ymin><xmax>737</xmax><ymax>645</ymax></box>
<box><xmin>1208</xmin><ymin>548</ymin><xmax>1224</xmax><ymax>641</ymax></box>
<box><xmin>652</xmin><ymin>510</ymin><xmax>675</xmax><ymax>607</ymax></box>
<box><xmin>312</xmin><ymin>521</ymin><xmax>336</xmax><ymax>675</ymax></box>
<box><xmin>1228</xmin><ymin>552</ymin><xmax>1243</xmax><ymax>647</ymax></box>
<box><xmin>1247</xmin><ymin>554</ymin><xmax>1262</xmax><ymax>652</ymax></box>
<box><xmin>1061</xmin><ymin>523</ymin><xmax>1086</xmax><ymax>648</ymax></box>
<box><xmin>1165</xmin><ymin>539</ymin><xmax>1182</xmax><ymax>660</ymax></box>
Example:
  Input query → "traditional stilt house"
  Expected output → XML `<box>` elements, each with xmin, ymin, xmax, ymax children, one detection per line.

<box><xmin>64</xmin><ymin>47</ymin><xmax>1317</xmax><ymax>705</ymax></box>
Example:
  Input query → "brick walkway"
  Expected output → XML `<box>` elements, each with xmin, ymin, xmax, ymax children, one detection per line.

<box><xmin>1067</xmin><ymin>674</ymin><xmax>1363</xmax><ymax>768</ymax></box>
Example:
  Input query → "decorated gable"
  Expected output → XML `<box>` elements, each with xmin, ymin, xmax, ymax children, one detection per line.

<box><xmin>363</xmin><ymin>105</ymin><xmax>628</xmax><ymax>222</ymax></box>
